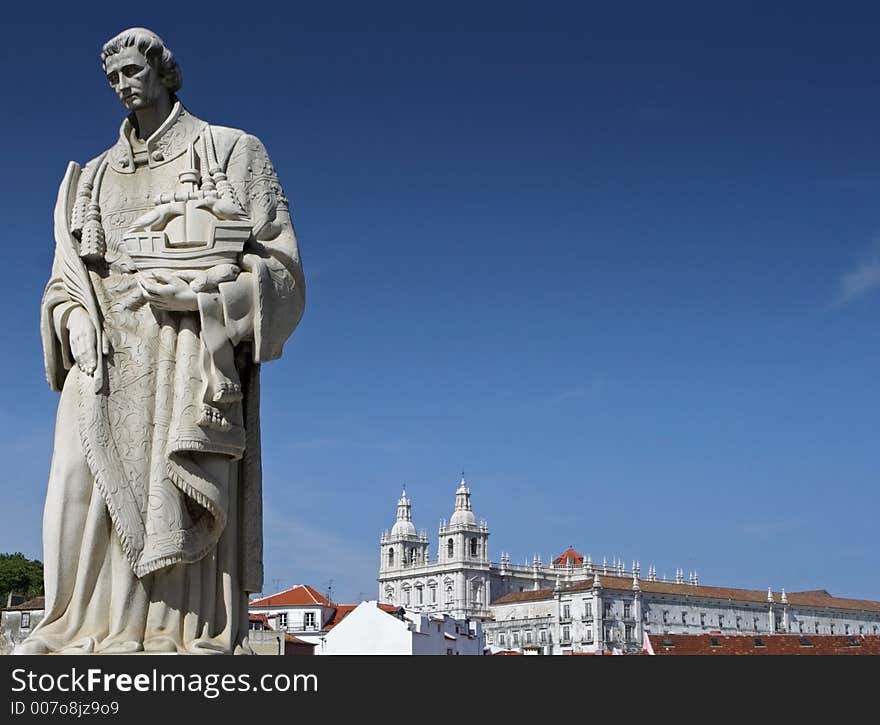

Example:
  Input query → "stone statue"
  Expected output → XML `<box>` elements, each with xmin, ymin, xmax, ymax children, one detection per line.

<box><xmin>21</xmin><ymin>28</ymin><xmax>305</xmax><ymax>654</ymax></box>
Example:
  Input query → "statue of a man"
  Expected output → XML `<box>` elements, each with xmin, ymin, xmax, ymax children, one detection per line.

<box><xmin>21</xmin><ymin>28</ymin><xmax>305</xmax><ymax>654</ymax></box>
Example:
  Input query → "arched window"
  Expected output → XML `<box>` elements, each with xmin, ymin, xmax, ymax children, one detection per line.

<box><xmin>470</xmin><ymin>538</ymin><xmax>478</xmax><ymax>558</ymax></box>
<box><xmin>409</xmin><ymin>547</ymin><xmax>416</xmax><ymax>564</ymax></box>
<box><xmin>446</xmin><ymin>585</ymin><xmax>453</xmax><ymax>605</ymax></box>
<box><xmin>447</xmin><ymin>539</ymin><xmax>454</xmax><ymax>558</ymax></box>
<box><xmin>388</xmin><ymin>548</ymin><xmax>394</xmax><ymax>566</ymax></box>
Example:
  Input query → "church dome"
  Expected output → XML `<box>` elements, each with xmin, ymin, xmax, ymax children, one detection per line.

<box><xmin>391</xmin><ymin>518</ymin><xmax>417</xmax><ymax>537</ymax></box>
<box><xmin>390</xmin><ymin>488</ymin><xmax>417</xmax><ymax>537</ymax></box>
<box><xmin>553</xmin><ymin>547</ymin><xmax>584</xmax><ymax>567</ymax></box>
<box><xmin>449</xmin><ymin>508</ymin><xmax>477</xmax><ymax>526</ymax></box>
<box><xmin>449</xmin><ymin>476</ymin><xmax>477</xmax><ymax>526</ymax></box>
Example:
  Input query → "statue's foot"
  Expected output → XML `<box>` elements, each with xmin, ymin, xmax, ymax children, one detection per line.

<box><xmin>59</xmin><ymin>637</ymin><xmax>97</xmax><ymax>654</ymax></box>
<box><xmin>98</xmin><ymin>640</ymin><xmax>144</xmax><ymax>654</ymax></box>
<box><xmin>212</xmin><ymin>381</ymin><xmax>242</xmax><ymax>404</ymax></box>
<box><xmin>188</xmin><ymin>639</ymin><xmax>228</xmax><ymax>654</ymax></box>
<box><xmin>143</xmin><ymin>636</ymin><xmax>179</xmax><ymax>653</ymax></box>
<box><xmin>197</xmin><ymin>405</ymin><xmax>231</xmax><ymax>432</ymax></box>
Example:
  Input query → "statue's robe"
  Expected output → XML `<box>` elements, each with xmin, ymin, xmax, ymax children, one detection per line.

<box><xmin>25</xmin><ymin>103</ymin><xmax>304</xmax><ymax>654</ymax></box>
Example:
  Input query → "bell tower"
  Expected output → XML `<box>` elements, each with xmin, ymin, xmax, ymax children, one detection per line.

<box><xmin>438</xmin><ymin>475</ymin><xmax>490</xmax><ymax>617</ymax></box>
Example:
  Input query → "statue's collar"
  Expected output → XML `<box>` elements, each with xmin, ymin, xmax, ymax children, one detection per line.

<box><xmin>108</xmin><ymin>101</ymin><xmax>208</xmax><ymax>174</ymax></box>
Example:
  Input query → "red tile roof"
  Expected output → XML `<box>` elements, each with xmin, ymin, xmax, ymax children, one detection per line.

<box><xmin>553</xmin><ymin>548</ymin><xmax>585</xmax><ymax>568</ymax></box>
<box><xmin>324</xmin><ymin>605</ymin><xmax>357</xmax><ymax>630</ymax></box>
<box><xmin>324</xmin><ymin>603</ymin><xmax>405</xmax><ymax>630</ymax></box>
<box><xmin>492</xmin><ymin>589</ymin><xmax>554</xmax><ymax>605</ymax></box>
<box><xmin>648</xmin><ymin>634</ymin><xmax>880</xmax><ymax>655</ymax></box>
<box><xmin>248</xmin><ymin>613</ymin><xmax>272</xmax><ymax>630</ymax></box>
<box><xmin>250</xmin><ymin>585</ymin><xmax>332</xmax><ymax>608</ymax></box>
<box><xmin>491</xmin><ymin>574</ymin><xmax>880</xmax><ymax>614</ymax></box>
<box><xmin>284</xmin><ymin>634</ymin><xmax>316</xmax><ymax>646</ymax></box>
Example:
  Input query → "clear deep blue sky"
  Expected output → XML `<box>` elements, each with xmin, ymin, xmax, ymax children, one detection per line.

<box><xmin>1</xmin><ymin>2</ymin><xmax>878</xmax><ymax>603</ymax></box>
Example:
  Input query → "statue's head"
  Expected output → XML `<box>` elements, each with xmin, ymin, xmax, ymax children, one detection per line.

<box><xmin>101</xmin><ymin>28</ymin><xmax>182</xmax><ymax>112</ymax></box>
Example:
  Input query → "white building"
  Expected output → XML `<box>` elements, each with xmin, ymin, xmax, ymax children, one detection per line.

<box><xmin>378</xmin><ymin>478</ymin><xmax>880</xmax><ymax>654</ymax></box>
<box><xmin>318</xmin><ymin>600</ymin><xmax>483</xmax><ymax>655</ymax></box>
<box><xmin>248</xmin><ymin>584</ymin><xmax>338</xmax><ymax>647</ymax></box>
<box><xmin>0</xmin><ymin>597</ymin><xmax>45</xmax><ymax>655</ymax></box>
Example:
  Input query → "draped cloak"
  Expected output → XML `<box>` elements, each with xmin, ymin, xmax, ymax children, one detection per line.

<box><xmin>24</xmin><ymin>103</ymin><xmax>305</xmax><ymax>654</ymax></box>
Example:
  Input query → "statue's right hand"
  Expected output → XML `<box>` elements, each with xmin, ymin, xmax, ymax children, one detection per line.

<box><xmin>66</xmin><ymin>307</ymin><xmax>97</xmax><ymax>375</ymax></box>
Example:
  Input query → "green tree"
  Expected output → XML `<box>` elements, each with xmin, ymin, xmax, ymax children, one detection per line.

<box><xmin>0</xmin><ymin>552</ymin><xmax>44</xmax><ymax>606</ymax></box>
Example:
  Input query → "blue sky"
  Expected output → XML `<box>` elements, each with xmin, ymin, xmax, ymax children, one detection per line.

<box><xmin>1</xmin><ymin>2</ymin><xmax>878</xmax><ymax>604</ymax></box>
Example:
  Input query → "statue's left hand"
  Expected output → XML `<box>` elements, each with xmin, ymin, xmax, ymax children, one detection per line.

<box><xmin>138</xmin><ymin>272</ymin><xmax>199</xmax><ymax>312</ymax></box>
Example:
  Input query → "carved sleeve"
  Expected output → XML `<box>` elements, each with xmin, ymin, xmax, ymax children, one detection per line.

<box><xmin>218</xmin><ymin>133</ymin><xmax>305</xmax><ymax>362</ymax></box>
<box><xmin>40</xmin><ymin>158</ymin><xmax>98</xmax><ymax>391</ymax></box>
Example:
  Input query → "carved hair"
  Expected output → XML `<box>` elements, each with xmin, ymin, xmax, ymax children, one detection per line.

<box><xmin>101</xmin><ymin>27</ymin><xmax>182</xmax><ymax>94</ymax></box>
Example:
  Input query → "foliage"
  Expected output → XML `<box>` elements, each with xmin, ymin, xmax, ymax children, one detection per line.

<box><xmin>0</xmin><ymin>552</ymin><xmax>44</xmax><ymax>606</ymax></box>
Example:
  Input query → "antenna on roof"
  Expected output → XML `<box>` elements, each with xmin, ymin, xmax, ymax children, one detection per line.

<box><xmin>327</xmin><ymin>579</ymin><xmax>334</xmax><ymax>603</ymax></box>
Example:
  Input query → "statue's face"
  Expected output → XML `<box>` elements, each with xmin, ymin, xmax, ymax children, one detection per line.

<box><xmin>104</xmin><ymin>46</ymin><xmax>167</xmax><ymax>112</ymax></box>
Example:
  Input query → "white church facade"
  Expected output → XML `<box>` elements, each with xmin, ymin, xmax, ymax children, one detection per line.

<box><xmin>378</xmin><ymin>478</ymin><xmax>880</xmax><ymax>654</ymax></box>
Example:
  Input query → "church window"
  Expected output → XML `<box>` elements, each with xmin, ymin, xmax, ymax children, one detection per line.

<box><xmin>718</xmin><ymin>614</ymin><xmax>724</xmax><ymax>628</ymax></box>
<box><xmin>404</xmin><ymin>588</ymin><xmax>411</xmax><ymax>606</ymax></box>
<box><xmin>700</xmin><ymin>612</ymin><xmax>706</xmax><ymax>627</ymax></box>
<box><xmin>735</xmin><ymin>616</ymin><xmax>741</xmax><ymax>630</ymax></box>
<box><xmin>417</xmin><ymin>587</ymin><xmax>423</xmax><ymax>605</ymax></box>
<box><xmin>563</xmin><ymin>604</ymin><xmax>571</xmax><ymax>620</ymax></box>
<box><xmin>430</xmin><ymin>587</ymin><xmax>436</xmax><ymax>604</ymax></box>
<box><xmin>681</xmin><ymin>611</ymin><xmax>687</xmax><ymax>625</ymax></box>
<box><xmin>584</xmin><ymin>601</ymin><xmax>592</xmax><ymax>619</ymax></box>
<box><xmin>388</xmin><ymin>548</ymin><xmax>394</xmax><ymax>566</ymax></box>
<box><xmin>625</xmin><ymin>625</ymin><xmax>634</xmax><ymax>642</ymax></box>
<box><xmin>845</xmin><ymin>624</ymin><xmax>850</xmax><ymax>635</ymax></box>
<box><xmin>662</xmin><ymin>610</ymin><xmax>669</xmax><ymax>625</ymax></box>
<box><xmin>21</xmin><ymin>613</ymin><xmax>30</xmax><ymax>629</ymax></box>
<box><xmin>470</xmin><ymin>538</ymin><xmax>478</xmax><ymax>557</ymax></box>
<box><xmin>409</xmin><ymin>548</ymin><xmax>416</xmax><ymax>564</ymax></box>
<box><xmin>604</xmin><ymin>603</ymin><xmax>613</xmax><ymax>619</ymax></box>
<box><xmin>447</xmin><ymin>539</ymin><xmax>454</xmax><ymax>558</ymax></box>
<box><xmin>624</xmin><ymin>602</ymin><xmax>632</xmax><ymax>619</ymax></box>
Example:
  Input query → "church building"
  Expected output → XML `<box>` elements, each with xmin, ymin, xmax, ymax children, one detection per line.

<box><xmin>378</xmin><ymin>478</ymin><xmax>880</xmax><ymax>653</ymax></box>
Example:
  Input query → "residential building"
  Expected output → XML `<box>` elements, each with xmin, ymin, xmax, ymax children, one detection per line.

<box><xmin>317</xmin><ymin>600</ymin><xmax>483</xmax><ymax>655</ymax></box>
